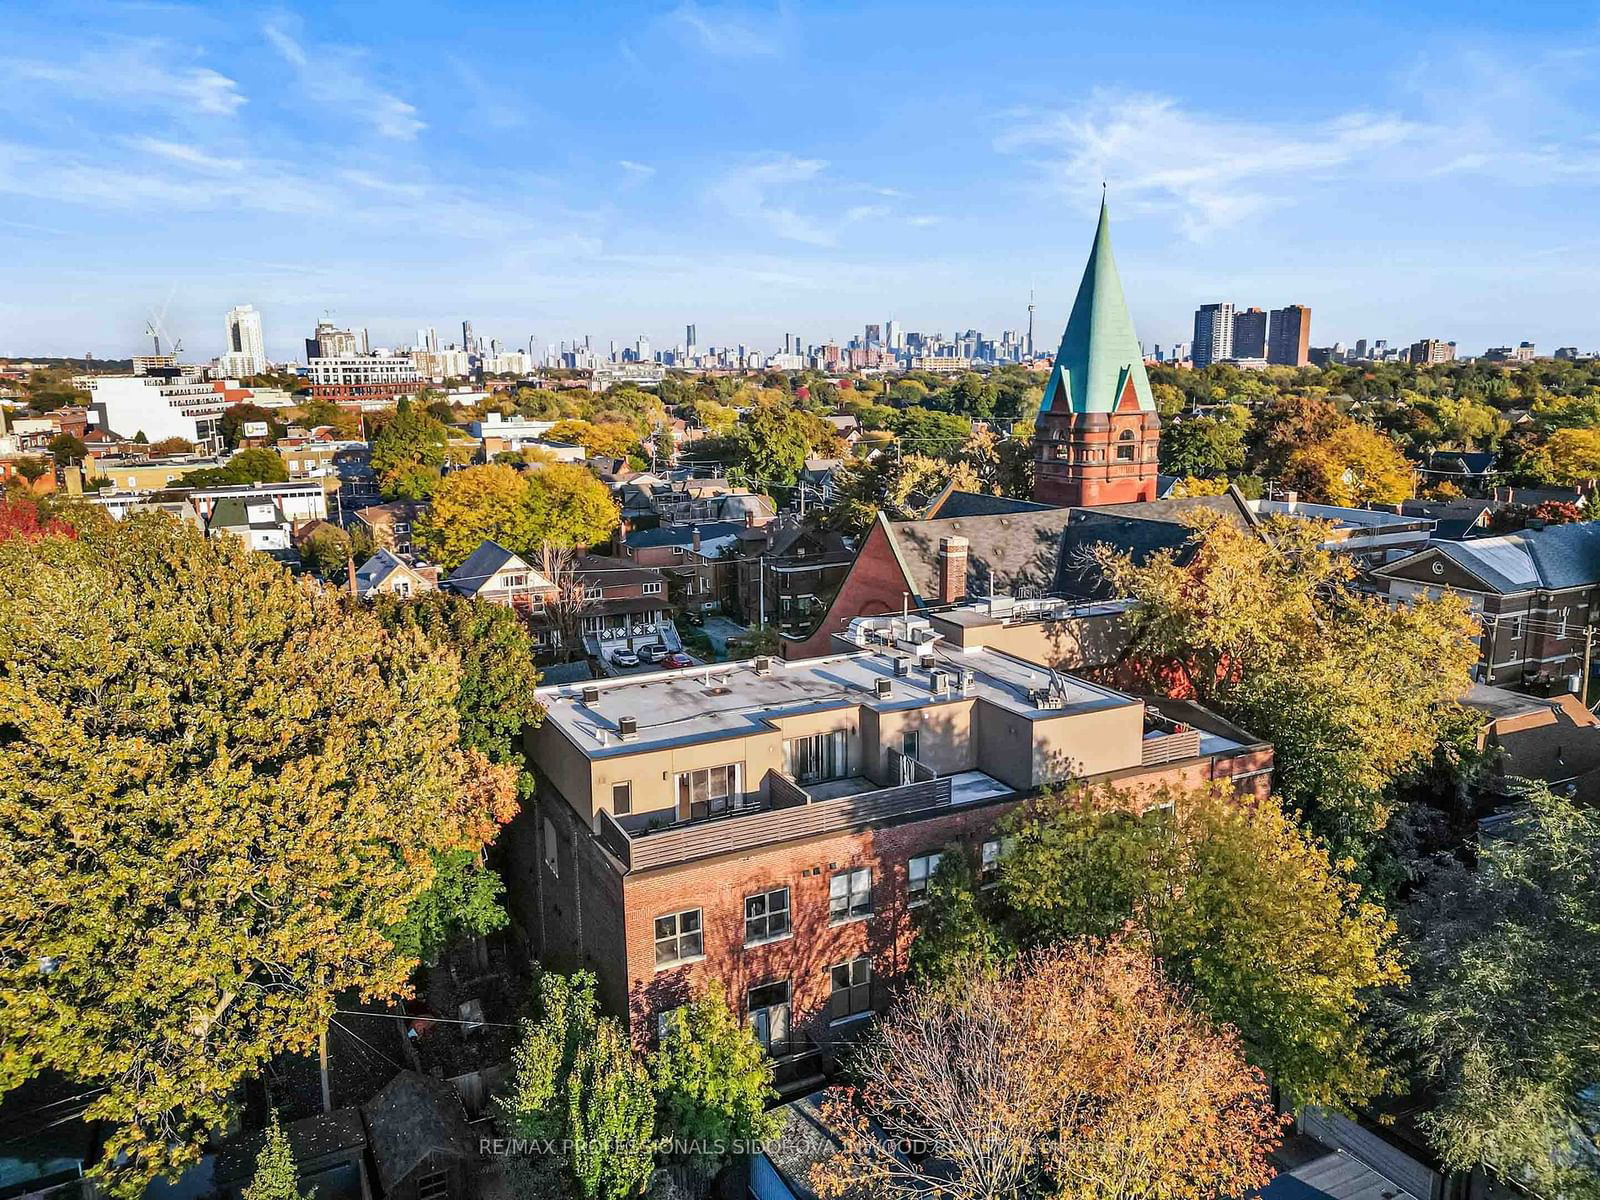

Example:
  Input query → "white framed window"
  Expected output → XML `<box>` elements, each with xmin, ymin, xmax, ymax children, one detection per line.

<box><xmin>829</xmin><ymin>955</ymin><xmax>872</xmax><ymax>1024</ymax></box>
<box><xmin>744</xmin><ymin>886</ymin><xmax>791</xmax><ymax>945</ymax></box>
<box><xmin>980</xmin><ymin>839</ymin><xmax>1003</xmax><ymax>888</ymax></box>
<box><xmin>643</xmin><ymin>581</ymin><xmax>662</xmax><ymax>596</ymax></box>
<box><xmin>611</xmin><ymin>781</ymin><xmax>632</xmax><ymax>816</ymax></box>
<box><xmin>907</xmin><ymin>853</ymin><xmax>943</xmax><ymax>906</ymax></box>
<box><xmin>829</xmin><ymin>867</ymin><xmax>872</xmax><ymax>923</ymax></box>
<box><xmin>654</xmin><ymin>908</ymin><xmax>703</xmax><ymax>967</ymax></box>
<box><xmin>675</xmin><ymin>763</ymin><xmax>739</xmax><ymax>820</ymax></box>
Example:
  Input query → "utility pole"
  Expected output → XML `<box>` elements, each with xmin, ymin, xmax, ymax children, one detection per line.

<box><xmin>758</xmin><ymin>556</ymin><xmax>765</xmax><ymax>627</ymax></box>
<box><xmin>1584</xmin><ymin>624</ymin><xmax>1595</xmax><ymax>707</ymax></box>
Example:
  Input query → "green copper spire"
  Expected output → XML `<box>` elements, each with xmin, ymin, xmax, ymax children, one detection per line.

<box><xmin>1039</xmin><ymin>197</ymin><xmax>1155</xmax><ymax>415</ymax></box>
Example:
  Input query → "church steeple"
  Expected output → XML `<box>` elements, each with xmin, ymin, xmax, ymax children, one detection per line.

<box><xmin>1032</xmin><ymin>198</ymin><xmax>1161</xmax><ymax>507</ymax></box>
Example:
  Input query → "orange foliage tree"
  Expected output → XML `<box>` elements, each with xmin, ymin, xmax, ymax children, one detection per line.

<box><xmin>810</xmin><ymin>937</ymin><xmax>1283</xmax><ymax>1200</ymax></box>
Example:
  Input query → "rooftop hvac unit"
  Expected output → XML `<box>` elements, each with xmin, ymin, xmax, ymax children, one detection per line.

<box><xmin>754</xmin><ymin>655</ymin><xmax>773</xmax><ymax>674</ymax></box>
<box><xmin>960</xmin><ymin>669</ymin><xmax>975</xmax><ymax>694</ymax></box>
<box><xmin>581</xmin><ymin>686</ymin><xmax>601</xmax><ymax>705</ymax></box>
<box><xmin>919</xmin><ymin>653</ymin><xmax>935</xmax><ymax>670</ymax></box>
<box><xmin>929</xmin><ymin>669</ymin><xmax>950</xmax><ymax>695</ymax></box>
<box><xmin>874</xmin><ymin>678</ymin><xmax>893</xmax><ymax>699</ymax></box>
<box><xmin>618</xmin><ymin>715</ymin><xmax>638</xmax><ymax>741</ymax></box>
<box><xmin>893</xmin><ymin>657</ymin><xmax>911</xmax><ymax>677</ymax></box>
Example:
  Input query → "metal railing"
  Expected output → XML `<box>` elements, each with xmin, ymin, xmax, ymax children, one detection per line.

<box><xmin>1140</xmin><ymin>728</ymin><xmax>1203</xmax><ymax>766</ymax></box>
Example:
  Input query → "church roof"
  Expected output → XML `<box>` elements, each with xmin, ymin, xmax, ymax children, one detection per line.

<box><xmin>1040</xmin><ymin>198</ymin><xmax>1155</xmax><ymax>416</ymax></box>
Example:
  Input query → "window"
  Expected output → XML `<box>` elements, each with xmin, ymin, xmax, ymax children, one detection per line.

<box><xmin>1116</xmin><ymin>444</ymin><xmax>1135</xmax><ymax>461</ymax></box>
<box><xmin>785</xmin><ymin>730</ymin><xmax>847</xmax><ymax>784</ymax></box>
<box><xmin>656</xmin><ymin>1005</ymin><xmax>686</xmax><ymax>1041</ymax></box>
<box><xmin>583</xmin><ymin>584</ymin><xmax>603</xmax><ymax>600</ymax></box>
<box><xmin>981</xmin><ymin>839</ymin><xmax>1003</xmax><ymax>887</ymax></box>
<box><xmin>654</xmin><ymin>908</ymin><xmax>704</xmax><ymax>967</ymax></box>
<box><xmin>542</xmin><ymin>817</ymin><xmax>559</xmax><ymax>877</ymax></box>
<box><xmin>907</xmin><ymin>853</ymin><xmax>943</xmax><ymax>906</ymax></box>
<box><xmin>829</xmin><ymin>867</ymin><xmax>872</xmax><ymax>922</ymax></box>
<box><xmin>744</xmin><ymin>886</ymin><xmax>791</xmax><ymax>944</ymax></box>
<box><xmin>900</xmin><ymin>729</ymin><xmax>920</xmax><ymax>760</ymax></box>
<box><xmin>747</xmin><ymin>980</ymin><xmax>790</xmax><ymax>1050</ymax></box>
<box><xmin>676</xmin><ymin>764</ymin><xmax>739</xmax><ymax>820</ymax></box>
<box><xmin>611</xmin><ymin>781</ymin><xmax>632</xmax><ymax>816</ymax></box>
<box><xmin>643</xmin><ymin>581</ymin><xmax>662</xmax><ymax>596</ymax></box>
<box><xmin>504</xmin><ymin>573</ymin><xmax>527</xmax><ymax>589</ymax></box>
<box><xmin>416</xmin><ymin>1170</ymin><xmax>450</xmax><ymax>1200</ymax></box>
<box><xmin>830</xmin><ymin>955</ymin><xmax>872</xmax><ymax>1023</ymax></box>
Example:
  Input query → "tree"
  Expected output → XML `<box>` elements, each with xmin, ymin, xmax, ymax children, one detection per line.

<box><xmin>373</xmin><ymin>591</ymin><xmax>545</xmax><ymax>959</ymax></box>
<box><xmin>416</xmin><ymin>463</ymin><xmax>537</xmax><ymax>569</ymax></box>
<box><xmin>242</xmin><ymin>1112</ymin><xmax>305</xmax><ymax>1200</ymax></box>
<box><xmin>1001</xmin><ymin>781</ymin><xmax>1403</xmax><ymax>1109</ymax></box>
<box><xmin>1283</xmin><ymin>423</ymin><xmax>1414</xmax><ymax>506</ymax></box>
<box><xmin>180</xmin><ymin>447</ymin><xmax>288</xmax><ymax>488</ymax></box>
<box><xmin>147</xmin><ymin>436</ymin><xmax>194</xmax><ymax>456</ymax></box>
<box><xmin>810</xmin><ymin>939</ymin><xmax>1282</xmax><ymax>1200</ymax></box>
<box><xmin>1393</xmin><ymin>786</ymin><xmax>1600</xmax><ymax>1197</ymax></box>
<box><xmin>883</xmin><ymin>454</ymin><xmax>981</xmax><ymax>518</ymax></box>
<box><xmin>525</xmin><ymin>464</ymin><xmax>620</xmax><ymax>549</ymax></box>
<box><xmin>13</xmin><ymin>456</ymin><xmax>50</xmax><ymax>485</ymax></box>
<box><xmin>220</xmin><ymin>403</ymin><xmax>286</xmax><ymax>448</ymax></box>
<box><xmin>731</xmin><ymin>402</ymin><xmax>832</xmax><ymax>487</ymax></box>
<box><xmin>546</xmin><ymin>419</ymin><xmax>640</xmax><ymax>460</ymax></box>
<box><xmin>299</xmin><ymin>522</ymin><xmax>353</xmax><ymax>579</ymax></box>
<box><xmin>889</xmin><ymin>406</ymin><xmax>971</xmax><ymax>457</ymax></box>
<box><xmin>0</xmin><ymin>514</ymin><xmax>519</xmax><ymax>1194</ymax></box>
<box><xmin>1543</xmin><ymin>426</ymin><xmax>1600</xmax><ymax>487</ymax></box>
<box><xmin>371</xmin><ymin>400</ymin><xmax>451</xmax><ymax>499</ymax></box>
<box><xmin>1159</xmin><ymin>413</ymin><xmax>1247</xmax><ymax>479</ymax></box>
<box><xmin>907</xmin><ymin>849</ymin><xmax>1008</xmax><ymax>991</ymax></box>
<box><xmin>46</xmin><ymin>433</ymin><xmax>88</xmax><ymax>463</ymax></box>
<box><xmin>0</xmin><ymin>494</ymin><xmax>77</xmax><ymax>542</ymax></box>
<box><xmin>652</xmin><ymin>984</ymin><xmax>779</xmax><ymax>1182</ymax></box>
<box><xmin>1095</xmin><ymin>512</ymin><xmax>1480</xmax><ymax>865</ymax></box>
<box><xmin>499</xmin><ymin>972</ymin><xmax>656</xmax><ymax>1200</ymax></box>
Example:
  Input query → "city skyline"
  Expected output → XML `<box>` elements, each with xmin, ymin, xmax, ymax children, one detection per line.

<box><xmin>2</xmin><ymin>1</ymin><xmax>1598</xmax><ymax>359</ymax></box>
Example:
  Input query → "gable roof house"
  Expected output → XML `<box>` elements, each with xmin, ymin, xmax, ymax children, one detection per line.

<box><xmin>443</xmin><ymin>540</ymin><xmax>555</xmax><ymax>614</ymax></box>
<box><xmin>1373</xmin><ymin>522</ymin><xmax>1600</xmax><ymax>690</ymax></box>
<box><xmin>354</xmin><ymin>548</ymin><xmax>440</xmax><ymax>599</ymax></box>
<box><xmin>206</xmin><ymin>495</ymin><xmax>294</xmax><ymax>556</ymax></box>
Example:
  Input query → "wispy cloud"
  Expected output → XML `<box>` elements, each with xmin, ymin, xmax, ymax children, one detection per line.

<box><xmin>666</xmin><ymin>2</ymin><xmax>782</xmax><ymax>58</ymax></box>
<box><xmin>619</xmin><ymin>159</ymin><xmax>656</xmax><ymax>180</ymax></box>
<box><xmin>2</xmin><ymin>38</ymin><xmax>245</xmax><ymax>116</ymax></box>
<box><xmin>999</xmin><ymin>90</ymin><xmax>1425</xmax><ymax>237</ymax></box>
<box><xmin>263</xmin><ymin>17</ymin><xmax>424</xmax><ymax>141</ymax></box>
<box><xmin>710</xmin><ymin>153</ymin><xmax>835</xmax><ymax>245</ymax></box>
<box><xmin>124</xmin><ymin>137</ymin><xmax>245</xmax><ymax>173</ymax></box>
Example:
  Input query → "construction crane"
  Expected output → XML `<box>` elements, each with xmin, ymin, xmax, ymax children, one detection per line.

<box><xmin>143</xmin><ymin>290</ymin><xmax>183</xmax><ymax>357</ymax></box>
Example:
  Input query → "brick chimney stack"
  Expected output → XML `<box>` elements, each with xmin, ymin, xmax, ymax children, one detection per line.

<box><xmin>937</xmin><ymin>536</ymin><xmax>969</xmax><ymax>605</ymax></box>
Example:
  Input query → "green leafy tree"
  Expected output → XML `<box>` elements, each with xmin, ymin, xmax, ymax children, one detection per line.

<box><xmin>371</xmin><ymin>400</ymin><xmax>451</xmax><ymax>499</ymax></box>
<box><xmin>416</xmin><ymin>463</ymin><xmax>537</xmax><ymax>569</ymax></box>
<box><xmin>1000</xmin><ymin>781</ymin><xmax>1403</xmax><ymax>1109</ymax></box>
<box><xmin>1159</xmin><ymin>413</ymin><xmax>1247</xmax><ymax>478</ymax></box>
<box><xmin>299</xmin><ymin>522</ymin><xmax>352</xmax><ymax>579</ymax></box>
<box><xmin>907</xmin><ymin>849</ymin><xmax>1009</xmax><ymax>990</ymax></box>
<box><xmin>653</xmin><ymin>984</ymin><xmax>779</xmax><ymax>1178</ymax></box>
<box><xmin>499</xmin><ymin>972</ymin><xmax>655</xmax><ymax>1200</ymax></box>
<box><xmin>46</xmin><ymin>433</ymin><xmax>88</xmax><ymax>464</ymax></box>
<box><xmin>1096</xmin><ymin>511</ymin><xmax>1479</xmax><ymax>865</ymax></box>
<box><xmin>731</xmin><ymin>403</ymin><xmax>831</xmax><ymax>487</ymax></box>
<box><xmin>1394</xmin><ymin>786</ymin><xmax>1600</xmax><ymax>1197</ymax></box>
<box><xmin>13</xmin><ymin>456</ymin><xmax>51</xmax><ymax>485</ymax></box>
<box><xmin>180</xmin><ymin>447</ymin><xmax>288</xmax><ymax>488</ymax></box>
<box><xmin>242</xmin><ymin>1112</ymin><xmax>305</xmax><ymax>1200</ymax></box>
<box><xmin>0</xmin><ymin>514</ymin><xmax>519</xmax><ymax>1195</ymax></box>
<box><xmin>220</xmin><ymin>403</ymin><xmax>286</xmax><ymax>448</ymax></box>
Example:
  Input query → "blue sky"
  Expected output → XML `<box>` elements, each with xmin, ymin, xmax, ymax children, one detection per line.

<box><xmin>2</xmin><ymin>0</ymin><xmax>1599</xmax><ymax>361</ymax></box>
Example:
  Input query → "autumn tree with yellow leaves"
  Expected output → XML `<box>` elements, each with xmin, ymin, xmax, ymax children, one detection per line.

<box><xmin>0</xmin><ymin>514</ymin><xmax>519</xmax><ymax>1195</ymax></box>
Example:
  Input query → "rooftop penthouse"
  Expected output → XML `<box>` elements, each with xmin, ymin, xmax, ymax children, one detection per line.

<box><xmin>528</xmin><ymin>612</ymin><xmax>1267</xmax><ymax>872</ymax></box>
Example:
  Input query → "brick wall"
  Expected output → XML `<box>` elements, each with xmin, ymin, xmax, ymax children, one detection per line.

<box><xmin>783</xmin><ymin>518</ymin><xmax>915</xmax><ymax>659</ymax></box>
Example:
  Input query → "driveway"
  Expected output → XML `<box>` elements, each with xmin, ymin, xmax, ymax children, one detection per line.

<box><xmin>698</xmin><ymin>614</ymin><xmax>749</xmax><ymax>656</ymax></box>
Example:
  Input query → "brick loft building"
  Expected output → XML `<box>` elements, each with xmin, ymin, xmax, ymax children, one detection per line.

<box><xmin>507</xmin><ymin>606</ymin><xmax>1272</xmax><ymax>1091</ymax></box>
<box><xmin>1032</xmin><ymin>198</ymin><xmax>1161</xmax><ymax>508</ymax></box>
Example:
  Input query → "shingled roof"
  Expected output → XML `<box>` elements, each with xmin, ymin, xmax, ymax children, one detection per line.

<box><xmin>360</xmin><ymin>1071</ymin><xmax>474</xmax><ymax>1194</ymax></box>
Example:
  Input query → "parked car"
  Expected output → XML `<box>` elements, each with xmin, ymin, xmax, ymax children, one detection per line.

<box><xmin>681</xmin><ymin>611</ymin><xmax>705</xmax><ymax>627</ymax></box>
<box><xmin>638</xmin><ymin>643</ymin><xmax>671</xmax><ymax>664</ymax></box>
<box><xmin>664</xmin><ymin>652</ymin><xmax>694</xmax><ymax>668</ymax></box>
<box><xmin>610</xmin><ymin>648</ymin><xmax>641</xmax><ymax>668</ymax></box>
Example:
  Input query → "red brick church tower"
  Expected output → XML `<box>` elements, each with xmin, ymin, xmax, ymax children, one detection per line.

<box><xmin>1032</xmin><ymin>199</ymin><xmax>1160</xmax><ymax>507</ymax></box>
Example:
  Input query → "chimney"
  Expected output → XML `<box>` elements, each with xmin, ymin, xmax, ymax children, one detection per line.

<box><xmin>692</xmin><ymin>526</ymin><xmax>701</xmax><ymax>554</ymax></box>
<box><xmin>937</xmin><ymin>536</ymin><xmax>969</xmax><ymax>605</ymax></box>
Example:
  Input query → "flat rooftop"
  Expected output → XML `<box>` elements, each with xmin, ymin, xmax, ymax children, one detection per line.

<box><xmin>537</xmin><ymin>647</ymin><xmax>1136</xmax><ymax>758</ymax></box>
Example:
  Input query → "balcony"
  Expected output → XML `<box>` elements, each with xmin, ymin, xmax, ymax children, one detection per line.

<box><xmin>596</xmin><ymin>764</ymin><xmax>1005</xmax><ymax>873</ymax></box>
<box><xmin>1140</xmin><ymin>711</ymin><xmax>1203</xmax><ymax>766</ymax></box>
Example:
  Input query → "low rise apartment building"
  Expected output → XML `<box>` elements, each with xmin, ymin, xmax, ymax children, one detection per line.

<box><xmin>508</xmin><ymin>611</ymin><xmax>1271</xmax><ymax>1082</ymax></box>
